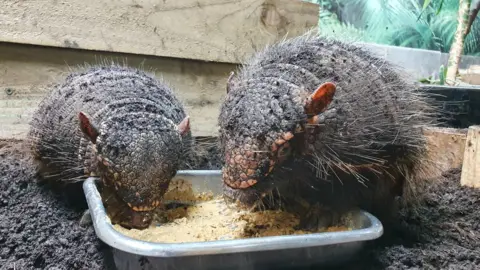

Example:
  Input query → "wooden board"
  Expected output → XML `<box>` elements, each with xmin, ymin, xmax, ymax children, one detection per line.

<box><xmin>460</xmin><ymin>126</ymin><xmax>480</xmax><ymax>188</ymax></box>
<box><xmin>419</xmin><ymin>127</ymin><xmax>468</xmax><ymax>180</ymax></box>
<box><xmin>423</xmin><ymin>127</ymin><xmax>468</xmax><ymax>174</ymax></box>
<box><xmin>0</xmin><ymin>42</ymin><xmax>236</xmax><ymax>138</ymax></box>
<box><xmin>0</xmin><ymin>0</ymin><xmax>319</xmax><ymax>64</ymax></box>
<box><xmin>459</xmin><ymin>65</ymin><xmax>480</xmax><ymax>85</ymax></box>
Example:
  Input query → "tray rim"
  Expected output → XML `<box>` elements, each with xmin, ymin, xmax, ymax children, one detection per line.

<box><xmin>83</xmin><ymin>170</ymin><xmax>384</xmax><ymax>258</ymax></box>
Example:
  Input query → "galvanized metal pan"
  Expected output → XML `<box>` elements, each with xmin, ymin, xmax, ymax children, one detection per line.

<box><xmin>83</xmin><ymin>170</ymin><xmax>383</xmax><ymax>270</ymax></box>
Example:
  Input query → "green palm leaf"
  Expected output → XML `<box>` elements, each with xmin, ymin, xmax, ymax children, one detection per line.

<box><xmin>309</xmin><ymin>0</ymin><xmax>480</xmax><ymax>55</ymax></box>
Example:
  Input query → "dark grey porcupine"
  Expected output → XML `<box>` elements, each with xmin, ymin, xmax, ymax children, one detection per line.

<box><xmin>27</xmin><ymin>65</ymin><xmax>192</xmax><ymax>229</ymax></box>
<box><xmin>218</xmin><ymin>32</ymin><xmax>441</xmax><ymax>230</ymax></box>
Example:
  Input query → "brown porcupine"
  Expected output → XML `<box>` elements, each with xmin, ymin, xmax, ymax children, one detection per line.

<box><xmin>27</xmin><ymin>64</ymin><xmax>192</xmax><ymax>230</ymax></box>
<box><xmin>218</xmin><ymin>32</ymin><xmax>441</xmax><ymax>230</ymax></box>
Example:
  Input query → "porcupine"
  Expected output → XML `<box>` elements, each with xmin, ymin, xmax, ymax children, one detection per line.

<box><xmin>218</xmin><ymin>33</ymin><xmax>440</xmax><ymax>230</ymax></box>
<box><xmin>27</xmin><ymin>65</ymin><xmax>192</xmax><ymax>230</ymax></box>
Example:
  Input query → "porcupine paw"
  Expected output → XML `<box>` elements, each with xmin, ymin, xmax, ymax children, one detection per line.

<box><xmin>296</xmin><ymin>203</ymin><xmax>340</xmax><ymax>232</ymax></box>
<box><xmin>79</xmin><ymin>209</ymin><xmax>92</xmax><ymax>228</ymax></box>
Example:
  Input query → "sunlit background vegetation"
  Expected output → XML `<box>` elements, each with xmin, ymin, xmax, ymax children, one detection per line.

<box><xmin>306</xmin><ymin>0</ymin><xmax>480</xmax><ymax>56</ymax></box>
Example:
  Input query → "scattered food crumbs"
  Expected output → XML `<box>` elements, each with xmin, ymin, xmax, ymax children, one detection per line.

<box><xmin>113</xmin><ymin>179</ymin><xmax>352</xmax><ymax>243</ymax></box>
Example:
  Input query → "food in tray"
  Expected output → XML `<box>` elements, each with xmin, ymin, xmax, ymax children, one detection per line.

<box><xmin>113</xmin><ymin>179</ymin><xmax>353</xmax><ymax>243</ymax></box>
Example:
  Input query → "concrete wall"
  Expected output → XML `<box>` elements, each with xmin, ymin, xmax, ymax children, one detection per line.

<box><xmin>360</xmin><ymin>42</ymin><xmax>480</xmax><ymax>81</ymax></box>
<box><xmin>358</xmin><ymin>42</ymin><xmax>480</xmax><ymax>128</ymax></box>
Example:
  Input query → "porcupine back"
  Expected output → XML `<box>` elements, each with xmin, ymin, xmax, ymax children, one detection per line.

<box><xmin>220</xmin><ymin>33</ymin><xmax>440</xmax><ymax>209</ymax></box>
<box><xmin>28</xmin><ymin>65</ymin><xmax>191</xmax><ymax>182</ymax></box>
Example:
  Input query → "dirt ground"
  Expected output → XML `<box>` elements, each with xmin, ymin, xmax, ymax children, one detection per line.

<box><xmin>337</xmin><ymin>167</ymin><xmax>480</xmax><ymax>270</ymax></box>
<box><xmin>1</xmin><ymin>140</ymin><xmax>479</xmax><ymax>270</ymax></box>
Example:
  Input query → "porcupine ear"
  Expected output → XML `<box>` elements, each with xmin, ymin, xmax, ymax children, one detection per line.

<box><xmin>78</xmin><ymin>111</ymin><xmax>100</xmax><ymax>144</ymax></box>
<box><xmin>226</xmin><ymin>71</ymin><xmax>235</xmax><ymax>94</ymax></box>
<box><xmin>304</xmin><ymin>82</ymin><xmax>336</xmax><ymax>116</ymax></box>
<box><xmin>176</xmin><ymin>116</ymin><xmax>190</xmax><ymax>137</ymax></box>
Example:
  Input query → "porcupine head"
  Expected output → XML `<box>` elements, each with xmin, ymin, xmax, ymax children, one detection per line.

<box><xmin>78</xmin><ymin>109</ymin><xmax>190</xmax><ymax>229</ymax></box>
<box><xmin>219</xmin><ymin>71</ymin><xmax>336</xmax><ymax>208</ymax></box>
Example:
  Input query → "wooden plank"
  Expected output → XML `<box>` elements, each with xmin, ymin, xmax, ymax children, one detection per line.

<box><xmin>461</xmin><ymin>125</ymin><xmax>480</xmax><ymax>188</ymax></box>
<box><xmin>459</xmin><ymin>65</ymin><xmax>480</xmax><ymax>85</ymax></box>
<box><xmin>422</xmin><ymin>127</ymin><xmax>468</xmax><ymax>179</ymax></box>
<box><xmin>423</xmin><ymin>127</ymin><xmax>468</xmax><ymax>170</ymax></box>
<box><xmin>0</xmin><ymin>0</ymin><xmax>319</xmax><ymax>64</ymax></box>
<box><xmin>0</xmin><ymin>42</ymin><xmax>236</xmax><ymax>139</ymax></box>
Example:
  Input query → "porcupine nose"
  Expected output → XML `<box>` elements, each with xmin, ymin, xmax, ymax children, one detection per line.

<box><xmin>222</xmin><ymin>167</ymin><xmax>258</xmax><ymax>189</ymax></box>
<box><xmin>222</xmin><ymin>147</ymin><xmax>269</xmax><ymax>189</ymax></box>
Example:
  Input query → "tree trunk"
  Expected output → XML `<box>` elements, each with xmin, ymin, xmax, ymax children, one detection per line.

<box><xmin>464</xmin><ymin>0</ymin><xmax>480</xmax><ymax>36</ymax></box>
<box><xmin>446</xmin><ymin>0</ymin><xmax>472</xmax><ymax>85</ymax></box>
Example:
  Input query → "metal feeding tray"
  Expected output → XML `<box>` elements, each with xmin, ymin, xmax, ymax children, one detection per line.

<box><xmin>83</xmin><ymin>170</ymin><xmax>383</xmax><ymax>270</ymax></box>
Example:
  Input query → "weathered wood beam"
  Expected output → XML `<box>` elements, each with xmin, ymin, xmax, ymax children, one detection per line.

<box><xmin>422</xmin><ymin>127</ymin><xmax>468</xmax><ymax>179</ymax></box>
<box><xmin>0</xmin><ymin>42</ymin><xmax>236</xmax><ymax>138</ymax></box>
<box><xmin>460</xmin><ymin>125</ymin><xmax>480</xmax><ymax>188</ymax></box>
<box><xmin>0</xmin><ymin>0</ymin><xmax>319</xmax><ymax>64</ymax></box>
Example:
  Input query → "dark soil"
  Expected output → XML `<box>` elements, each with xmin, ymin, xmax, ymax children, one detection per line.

<box><xmin>336</xmin><ymin>167</ymin><xmax>480</xmax><ymax>270</ymax></box>
<box><xmin>0</xmin><ymin>140</ymin><xmax>115</xmax><ymax>270</ymax></box>
<box><xmin>1</xmin><ymin>140</ymin><xmax>479</xmax><ymax>270</ymax></box>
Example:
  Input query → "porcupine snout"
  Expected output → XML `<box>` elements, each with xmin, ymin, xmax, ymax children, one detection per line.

<box><xmin>222</xmin><ymin>140</ymin><xmax>271</xmax><ymax>190</ymax></box>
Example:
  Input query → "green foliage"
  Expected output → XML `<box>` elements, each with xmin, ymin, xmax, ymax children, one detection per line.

<box><xmin>439</xmin><ymin>64</ymin><xmax>447</xmax><ymax>84</ymax></box>
<box><xmin>316</xmin><ymin>8</ymin><xmax>378</xmax><ymax>42</ymax></box>
<box><xmin>418</xmin><ymin>64</ymin><xmax>448</xmax><ymax>85</ymax></box>
<box><xmin>418</xmin><ymin>0</ymin><xmax>445</xmax><ymax>19</ymax></box>
<box><xmin>306</xmin><ymin>0</ymin><xmax>480</xmax><ymax>55</ymax></box>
